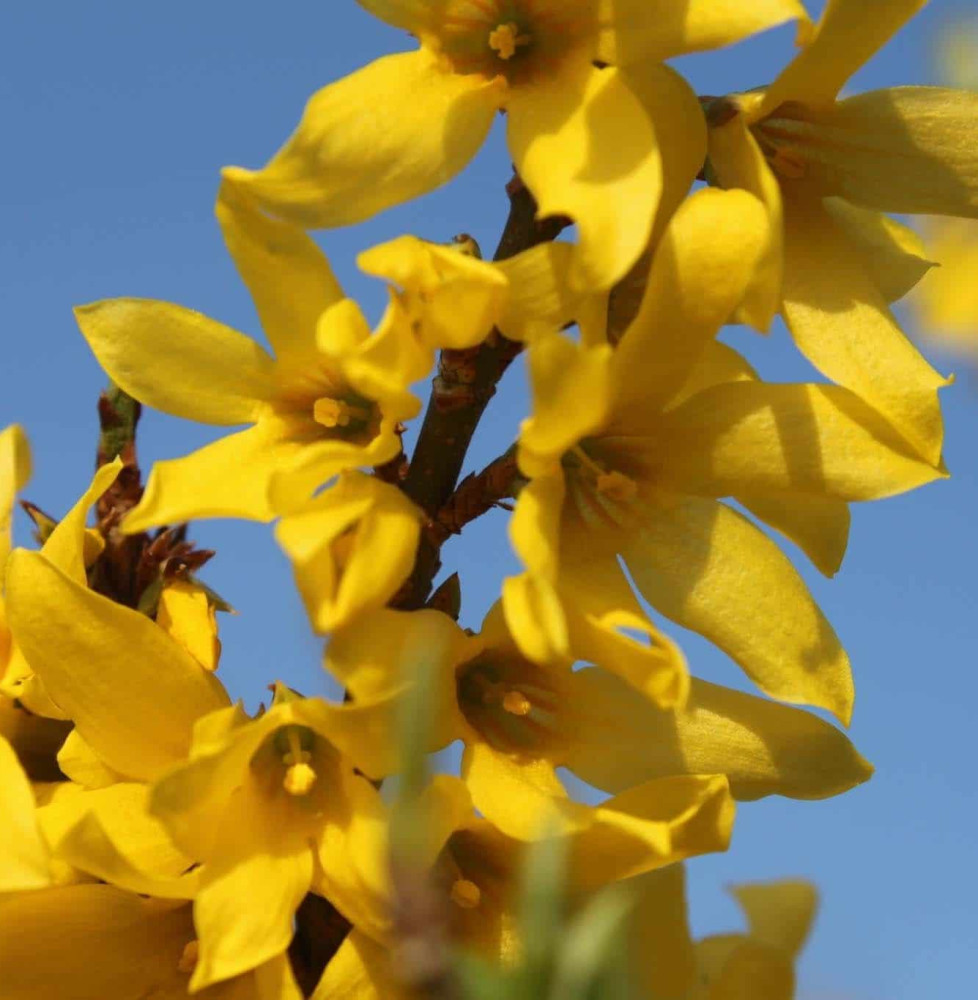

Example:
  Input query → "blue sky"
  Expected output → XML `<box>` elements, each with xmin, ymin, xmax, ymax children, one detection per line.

<box><xmin>2</xmin><ymin>3</ymin><xmax>976</xmax><ymax>997</ymax></box>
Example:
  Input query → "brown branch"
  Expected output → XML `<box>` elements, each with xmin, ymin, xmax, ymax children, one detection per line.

<box><xmin>395</xmin><ymin>176</ymin><xmax>568</xmax><ymax>610</ymax></box>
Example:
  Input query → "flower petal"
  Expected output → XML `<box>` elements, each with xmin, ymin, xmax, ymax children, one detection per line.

<box><xmin>277</xmin><ymin>473</ymin><xmax>421</xmax><ymax>633</ymax></box>
<box><xmin>519</xmin><ymin>335</ymin><xmax>613</xmax><ymax>473</ymax></box>
<box><xmin>0</xmin><ymin>885</ymin><xmax>194</xmax><ymax>1000</ymax></box>
<box><xmin>223</xmin><ymin>50</ymin><xmax>500</xmax><ymax>228</ymax></box>
<box><xmin>564</xmin><ymin>669</ymin><xmax>872</xmax><ymax>801</ymax></box>
<box><xmin>358</xmin><ymin>235</ymin><xmax>508</xmax><ymax>351</ymax></box>
<box><xmin>731</xmin><ymin>880</ymin><xmax>818</xmax><ymax>958</ymax></box>
<box><xmin>759</xmin><ymin>0</ymin><xmax>928</xmax><ymax>112</ymax></box>
<box><xmin>191</xmin><ymin>782</ymin><xmax>313</xmax><ymax>990</ymax></box>
<box><xmin>216</xmin><ymin>177</ymin><xmax>345</xmax><ymax>363</ymax></box>
<box><xmin>650</xmin><ymin>380</ymin><xmax>945</xmax><ymax>501</ymax></box>
<box><xmin>782</xmin><ymin>192</ymin><xmax>949</xmax><ymax>464</ymax></box>
<box><xmin>622</xmin><ymin>496</ymin><xmax>853</xmax><ymax>724</ymax></box>
<box><xmin>738</xmin><ymin>493</ymin><xmax>850</xmax><ymax>578</ymax></box>
<box><xmin>631</xmin><ymin>865</ymin><xmax>697</xmax><ymax>999</ymax></box>
<box><xmin>805</xmin><ymin>87</ymin><xmax>978</xmax><ymax>217</ymax></box>
<box><xmin>0</xmin><ymin>733</ymin><xmax>51</xmax><ymax>890</ymax></box>
<box><xmin>40</xmin><ymin>459</ymin><xmax>121</xmax><ymax>586</ymax></box>
<box><xmin>74</xmin><ymin>299</ymin><xmax>275</xmax><ymax>425</ymax></box>
<box><xmin>507</xmin><ymin>61</ymin><xmax>661</xmax><ymax>291</ymax></box>
<box><xmin>5</xmin><ymin>550</ymin><xmax>230</xmax><ymax>781</ymax></box>
<box><xmin>124</xmin><ymin>420</ymin><xmax>302</xmax><ymax>531</ymax></box>
<box><xmin>559</xmin><ymin>541</ymin><xmax>689</xmax><ymax>708</ymax></box>
<box><xmin>608</xmin><ymin>63</ymin><xmax>708</xmax><ymax>341</ymax></box>
<box><xmin>824</xmin><ymin>198</ymin><xmax>935</xmax><ymax>304</ymax></box>
<box><xmin>705</xmin><ymin>117</ymin><xmax>784</xmax><ymax>332</ymax></box>
<box><xmin>609</xmin><ymin>188</ymin><xmax>769</xmax><ymax>425</ymax></box>
<box><xmin>310</xmin><ymin>930</ymin><xmax>397</xmax><ymax>1000</ymax></box>
<box><xmin>597</xmin><ymin>0</ymin><xmax>809</xmax><ymax>64</ymax></box>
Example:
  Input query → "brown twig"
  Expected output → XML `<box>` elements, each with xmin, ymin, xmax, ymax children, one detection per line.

<box><xmin>396</xmin><ymin>176</ymin><xmax>568</xmax><ymax>610</ymax></box>
<box><xmin>428</xmin><ymin>449</ymin><xmax>519</xmax><ymax>547</ymax></box>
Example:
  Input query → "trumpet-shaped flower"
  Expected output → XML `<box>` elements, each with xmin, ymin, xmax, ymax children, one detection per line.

<box><xmin>329</xmin><ymin>604</ymin><xmax>735</xmax><ymax>861</ymax></box>
<box><xmin>74</xmin><ymin>182</ymin><xmax>421</xmax><ymax>531</ymax></box>
<box><xmin>5</xmin><ymin>548</ymin><xmax>405</xmax><ymax>989</ymax></box>
<box><xmin>505</xmin><ymin>187</ymin><xmax>945</xmax><ymax>724</ymax></box>
<box><xmin>706</xmin><ymin>0</ymin><xmax>978</xmax><ymax>462</ymax></box>
<box><xmin>224</xmin><ymin>0</ymin><xmax>808</xmax><ymax>291</ymax></box>
<box><xmin>328</xmin><ymin>602</ymin><xmax>871</xmax><ymax>828</ymax></box>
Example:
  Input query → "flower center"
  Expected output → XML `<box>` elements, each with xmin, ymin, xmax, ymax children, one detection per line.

<box><xmin>456</xmin><ymin>653</ymin><xmax>562</xmax><ymax>754</ymax></box>
<box><xmin>281</xmin><ymin>727</ymin><xmax>318</xmax><ymax>797</ymax></box>
<box><xmin>177</xmin><ymin>940</ymin><xmax>199</xmax><ymax>975</ymax></box>
<box><xmin>751</xmin><ymin>103</ymin><xmax>818</xmax><ymax>182</ymax></box>
<box><xmin>563</xmin><ymin>443</ymin><xmax>642</xmax><ymax>531</ymax></box>
<box><xmin>450</xmin><ymin>877</ymin><xmax>483</xmax><ymax>909</ymax></box>
<box><xmin>488</xmin><ymin>21</ymin><xmax>531</xmax><ymax>60</ymax></box>
<box><xmin>313</xmin><ymin>396</ymin><xmax>373</xmax><ymax>431</ymax></box>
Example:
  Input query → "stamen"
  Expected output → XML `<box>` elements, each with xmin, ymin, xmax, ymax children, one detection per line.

<box><xmin>450</xmin><ymin>878</ymin><xmax>482</xmax><ymax>909</ymax></box>
<box><xmin>502</xmin><ymin>690</ymin><xmax>532</xmax><ymax>716</ymax></box>
<box><xmin>282</xmin><ymin>728</ymin><xmax>317</xmax><ymax>797</ymax></box>
<box><xmin>177</xmin><ymin>940</ymin><xmax>199</xmax><ymax>975</ymax></box>
<box><xmin>596</xmin><ymin>470</ymin><xmax>638</xmax><ymax>502</ymax></box>
<box><xmin>488</xmin><ymin>22</ymin><xmax>531</xmax><ymax>60</ymax></box>
<box><xmin>313</xmin><ymin>397</ymin><xmax>372</xmax><ymax>429</ymax></box>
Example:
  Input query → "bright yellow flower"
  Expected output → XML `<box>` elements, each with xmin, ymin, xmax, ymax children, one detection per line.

<box><xmin>0</xmin><ymin>884</ymin><xmax>302</xmax><ymax>1000</ymax></box>
<box><xmin>329</xmin><ymin>602</ymin><xmax>871</xmax><ymax>821</ymax></box>
<box><xmin>276</xmin><ymin>471</ymin><xmax>423</xmax><ymax>633</ymax></box>
<box><xmin>224</xmin><ymin>0</ymin><xmax>807</xmax><ymax>291</ymax></box>
<box><xmin>74</xmin><ymin>182</ymin><xmax>421</xmax><ymax>531</ymax></box>
<box><xmin>5</xmin><ymin>548</ymin><xmax>403</xmax><ymax>989</ymax></box>
<box><xmin>706</xmin><ymin>0</ymin><xmax>978</xmax><ymax>463</ymax></box>
<box><xmin>505</xmin><ymin>187</ymin><xmax>945</xmax><ymax>725</ymax></box>
<box><xmin>630</xmin><ymin>864</ymin><xmax>817</xmax><ymax>1000</ymax></box>
<box><xmin>328</xmin><ymin>604</ymin><xmax>741</xmax><ymax>858</ymax></box>
<box><xmin>147</xmin><ymin>684</ymin><xmax>396</xmax><ymax>990</ymax></box>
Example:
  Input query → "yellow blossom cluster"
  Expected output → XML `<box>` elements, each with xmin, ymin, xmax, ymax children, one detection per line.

<box><xmin>2</xmin><ymin>1</ymin><xmax>976</xmax><ymax>997</ymax></box>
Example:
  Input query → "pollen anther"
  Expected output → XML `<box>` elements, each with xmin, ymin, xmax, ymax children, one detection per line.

<box><xmin>177</xmin><ymin>940</ymin><xmax>199</xmax><ymax>975</ymax></box>
<box><xmin>488</xmin><ymin>22</ymin><xmax>530</xmax><ymax>60</ymax></box>
<box><xmin>450</xmin><ymin>877</ymin><xmax>482</xmax><ymax>909</ymax></box>
<box><xmin>314</xmin><ymin>397</ymin><xmax>371</xmax><ymax>429</ymax></box>
<box><xmin>502</xmin><ymin>689</ymin><xmax>532</xmax><ymax>716</ymax></box>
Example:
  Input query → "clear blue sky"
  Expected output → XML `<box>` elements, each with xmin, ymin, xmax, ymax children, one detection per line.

<box><xmin>2</xmin><ymin>3</ymin><xmax>975</xmax><ymax>997</ymax></box>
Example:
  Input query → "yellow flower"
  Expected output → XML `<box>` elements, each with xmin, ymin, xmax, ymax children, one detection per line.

<box><xmin>6</xmin><ymin>547</ymin><xmax>402</xmax><ymax>989</ymax></box>
<box><xmin>74</xmin><ymin>181</ymin><xmax>420</xmax><ymax>531</ymax></box>
<box><xmin>329</xmin><ymin>602</ymin><xmax>871</xmax><ymax>822</ymax></box>
<box><xmin>706</xmin><ymin>0</ymin><xmax>978</xmax><ymax>463</ymax></box>
<box><xmin>223</xmin><ymin>0</ymin><xmax>807</xmax><ymax>291</ymax></box>
<box><xmin>0</xmin><ymin>884</ymin><xmax>302</xmax><ymax>1000</ymax></box>
<box><xmin>630</xmin><ymin>865</ymin><xmax>817</xmax><ymax>1000</ymax></box>
<box><xmin>328</xmin><ymin>604</ymin><xmax>734</xmax><ymax>861</ymax></box>
<box><xmin>276</xmin><ymin>471</ymin><xmax>423</xmax><ymax>633</ymax></box>
<box><xmin>505</xmin><ymin>187</ymin><xmax>945</xmax><ymax>724</ymax></box>
<box><xmin>0</xmin><ymin>732</ymin><xmax>52</xmax><ymax>891</ymax></box>
<box><xmin>148</xmin><ymin>684</ymin><xmax>396</xmax><ymax>990</ymax></box>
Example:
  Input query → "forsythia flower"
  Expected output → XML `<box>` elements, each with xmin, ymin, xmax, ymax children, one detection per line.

<box><xmin>706</xmin><ymin>0</ymin><xmax>978</xmax><ymax>463</ymax></box>
<box><xmin>506</xmin><ymin>188</ymin><xmax>944</xmax><ymax>724</ymax></box>
<box><xmin>74</xmin><ymin>183</ymin><xmax>420</xmax><ymax>530</ymax></box>
<box><xmin>327</xmin><ymin>604</ymin><xmax>736</xmax><ymax>853</ymax></box>
<box><xmin>224</xmin><ymin>0</ymin><xmax>808</xmax><ymax>290</ymax></box>
<box><xmin>630</xmin><ymin>864</ymin><xmax>816</xmax><ymax>1000</ymax></box>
